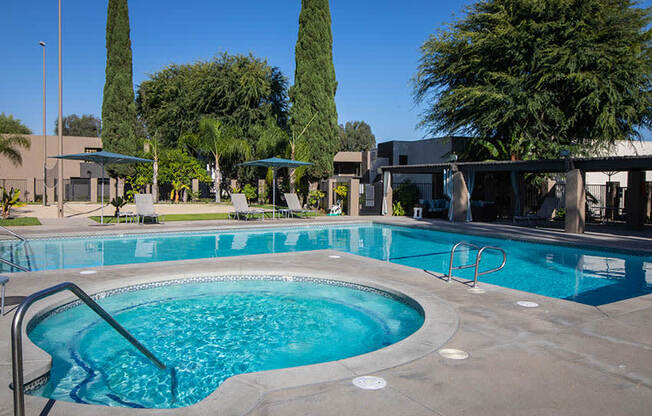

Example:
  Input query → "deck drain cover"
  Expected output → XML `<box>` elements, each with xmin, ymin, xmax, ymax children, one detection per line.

<box><xmin>517</xmin><ymin>301</ymin><xmax>539</xmax><ymax>308</ymax></box>
<box><xmin>328</xmin><ymin>255</ymin><xmax>341</xmax><ymax>259</ymax></box>
<box><xmin>79</xmin><ymin>270</ymin><xmax>97</xmax><ymax>275</ymax></box>
<box><xmin>352</xmin><ymin>376</ymin><xmax>386</xmax><ymax>390</ymax></box>
<box><xmin>438</xmin><ymin>348</ymin><xmax>469</xmax><ymax>360</ymax></box>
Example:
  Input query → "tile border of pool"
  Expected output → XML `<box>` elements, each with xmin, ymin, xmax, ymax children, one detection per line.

<box><xmin>15</xmin><ymin>258</ymin><xmax>459</xmax><ymax>415</ymax></box>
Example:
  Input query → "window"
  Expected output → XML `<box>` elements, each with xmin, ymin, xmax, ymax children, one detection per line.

<box><xmin>399</xmin><ymin>154</ymin><xmax>408</xmax><ymax>165</ymax></box>
<box><xmin>84</xmin><ymin>147</ymin><xmax>102</xmax><ymax>153</ymax></box>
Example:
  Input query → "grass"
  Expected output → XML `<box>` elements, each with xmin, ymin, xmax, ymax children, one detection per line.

<box><xmin>90</xmin><ymin>212</ymin><xmax>231</xmax><ymax>223</ymax></box>
<box><xmin>90</xmin><ymin>208</ymin><xmax>322</xmax><ymax>223</ymax></box>
<box><xmin>0</xmin><ymin>217</ymin><xmax>41</xmax><ymax>226</ymax></box>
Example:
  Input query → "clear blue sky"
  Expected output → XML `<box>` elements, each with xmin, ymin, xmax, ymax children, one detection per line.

<box><xmin>2</xmin><ymin>0</ymin><xmax>650</xmax><ymax>143</ymax></box>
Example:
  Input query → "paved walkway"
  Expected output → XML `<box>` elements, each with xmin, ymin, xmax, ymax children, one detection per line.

<box><xmin>11</xmin><ymin>202</ymin><xmax>234</xmax><ymax>219</ymax></box>
<box><xmin>0</xmin><ymin>250</ymin><xmax>650</xmax><ymax>416</ymax></box>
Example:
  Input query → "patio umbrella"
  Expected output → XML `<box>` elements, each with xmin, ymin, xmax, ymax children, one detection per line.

<box><xmin>238</xmin><ymin>157</ymin><xmax>313</xmax><ymax>218</ymax></box>
<box><xmin>50</xmin><ymin>151</ymin><xmax>153</xmax><ymax>224</ymax></box>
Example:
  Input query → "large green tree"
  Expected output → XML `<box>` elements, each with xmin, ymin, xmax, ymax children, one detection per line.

<box><xmin>290</xmin><ymin>0</ymin><xmax>339</xmax><ymax>178</ymax></box>
<box><xmin>414</xmin><ymin>0</ymin><xmax>652</xmax><ymax>160</ymax></box>
<box><xmin>0</xmin><ymin>113</ymin><xmax>31</xmax><ymax>166</ymax></box>
<box><xmin>101</xmin><ymin>0</ymin><xmax>138</xmax><ymax>173</ymax></box>
<box><xmin>338</xmin><ymin>120</ymin><xmax>376</xmax><ymax>151</ymax></box>
<box><xmin>137</xmin><ymin>53</ymin><xmax>288</xmax><ymax>148</ymax></box>
<box><xmin>54</xmin><ymin>114</ymin><xmax>101</xmax><ymax>137</ymax></box>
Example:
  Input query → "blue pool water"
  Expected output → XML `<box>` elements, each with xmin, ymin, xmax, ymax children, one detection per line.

<box><xmin>2</xmin><ymin>223</ymin><xmax>650</xmax><ymax>305</ymax></box>
<box><xmin>27</xmin><ymin>278</ymin><xmax>424</xmax><ymax>408</ymax></box>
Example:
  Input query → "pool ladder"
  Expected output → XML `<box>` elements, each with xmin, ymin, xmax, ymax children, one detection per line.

<box><xmin>447</xmin><ymin>242</ymin><xmax>507</xmax><ymax>288</ymax></box>
<box><xmin>10</xmin><ymin>282</ymin><xmax>167</xmax><ymax>416</ymax></box>
<box><xmin>0</xmin><ymin>226</ymin><xmax>30</xmax><ymax>272</ymax></box>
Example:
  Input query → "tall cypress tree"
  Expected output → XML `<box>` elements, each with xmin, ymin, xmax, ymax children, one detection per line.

<box><xmin>290</xmin><ymin>0</ymin><xmax>339</xmax><ymax>178</ymax></box>
<box><xmin>102</xmin><ymin>0</ymin><xmax>137</xmax><ymax>170</ymax></box>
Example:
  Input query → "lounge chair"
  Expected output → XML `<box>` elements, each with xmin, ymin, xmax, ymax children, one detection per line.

<box><xmin>230</xmin><ymin>193</ymin><xmax>270</xmax><ymax>220</ymax></box>
<box><xmin>281</xmin><ymin>193</ymin><xmax>315</xmax><ymax>218</ymax></box>
<box><xmin>135</xmin><ymin>194</ymin><xmax>162</xmax><ymax>224</ymax></box>
<box><xmin>514</xmin><ymin>197</ymin><xmax>558</xmax><ymax>226</ymax></box>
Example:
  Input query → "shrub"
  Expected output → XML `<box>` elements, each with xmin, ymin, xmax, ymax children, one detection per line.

<box><xmin>392</xmin><ymin>201</ymin><xmax>405</xmax><ymax>216</ymax></box>
<box><xmin>243</xmin><ymin>183</ymin><xmax>257</xmax><ymax>203</ymax></box>
<box><xmin>394</xmin><ymin>180</ymin><xmax>419</xmax><ymax>213</ymax></box>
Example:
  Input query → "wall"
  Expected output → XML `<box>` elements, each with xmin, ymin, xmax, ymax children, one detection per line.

<box><xmin>585</xmin><ymin>141</ymin><xmax>652</xmax><ymax>185</ymax></box>
<box><xmin>0</xmin><ymin>134</ymin><xmax>103</xmax><ymax>181</ymax></box>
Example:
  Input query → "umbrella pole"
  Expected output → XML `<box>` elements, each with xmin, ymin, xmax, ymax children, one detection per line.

<box><xmin>100</xmin><ymin>163</ymin><xmax>104</xmax><ymax>224</ymax></box>
<box><xmin>272</xmin><ymin>168</ymin><xmax>276</xmax><ymax>219</ymax></box>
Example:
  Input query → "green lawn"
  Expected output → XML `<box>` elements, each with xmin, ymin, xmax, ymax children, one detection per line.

<box><xmin>0</xmin><ymin>217</ymin><xmax>41</xmax><ymax>226</ymax></box>
<box><xmin>90</xmin><ymin>212</ymin><xmax>231</xmax><ymax>223</ymax></box>
<box><xmin>90</xmin><ymin>208</ymin><xmax>321</xmax><ymax>223</ymax></box>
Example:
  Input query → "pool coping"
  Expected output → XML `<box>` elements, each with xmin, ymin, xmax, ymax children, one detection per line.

<box><xmin>3</xmin><ymin>216</ymin><xmax>650</xmax><ymax>256</ymax></box>
<box><xmin>10</xmin><ymin>252</ymin><xmax>459</xmax><ymax>415</ymax></box>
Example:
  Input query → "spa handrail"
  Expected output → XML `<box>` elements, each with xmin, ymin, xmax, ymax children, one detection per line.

<box><xmin>11</xmin><ymin>282</ymin><xmax>166</xmax><ymax>416</ymax></box>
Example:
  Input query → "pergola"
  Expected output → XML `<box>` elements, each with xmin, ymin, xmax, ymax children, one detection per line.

<box><xmin>380</xmin><ymin>155</ymin><xmax>652</xmax><ymax>233</ymax></box>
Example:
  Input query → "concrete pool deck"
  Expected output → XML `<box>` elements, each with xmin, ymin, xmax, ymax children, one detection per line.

<box><xmin>0</xmin><ymin>218</ymin><xmax>651</xmax><ymax>415</ymax></box>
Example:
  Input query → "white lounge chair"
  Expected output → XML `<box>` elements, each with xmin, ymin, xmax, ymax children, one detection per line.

<box><xmin>135</xmin><ymin>194</ymin><xmax>162</xmax><ymax>224</ymax></box>
<box><xmin>230</xmin><ymin>193</ymin><xmax>271</xmax><ymax>221</ymax></box>
<box><xmin>281</xmin><ymin>193</ymin><xmax>315</xmax><ymax>218</ymax></box>
<box><xmin>514</xmin><ymin>197</ymin><xmax>558</xmax><ymax>226</ymax></box>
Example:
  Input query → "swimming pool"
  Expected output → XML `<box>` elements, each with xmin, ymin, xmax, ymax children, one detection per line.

<box><xmin>27</xmin><ymin>276</ymin><xmax>424</xmax><ymax>408</ymax></box>
<box><xmin>2</xmin><ymin>223</ymin><xmax>650</xmax><ymax>305</ymax></box>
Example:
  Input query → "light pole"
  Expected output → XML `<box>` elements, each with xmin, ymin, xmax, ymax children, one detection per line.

<box><xmin>57</xmin><ymin>0</ymin><xmax>64</xmax><ymax>218</ymax></box>
<box><xmin>39</xmin><ymin>41</ymin><xmax>47</xmax><ymax>206</ymax></box>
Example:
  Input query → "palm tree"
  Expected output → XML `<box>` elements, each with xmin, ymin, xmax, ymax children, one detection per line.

<box><xmin>0</xmin><ymin>134</ymin><xmax>31</xmax><ymax>166</ymax></box>
<box><xmin>181</xmin><ymin>117</ymin><xmax>251</xmax><ymax>202</ymax></box>
<box><xmin>144</xmin><ymin>132</ymin><xmax>161</xmax><ymax>202</ymax></box>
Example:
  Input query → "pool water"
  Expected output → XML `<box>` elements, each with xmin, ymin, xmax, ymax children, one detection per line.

<box><xmin>28</xmin><ymin>278</ymin><xmax>424</xmax><ymax>408</ymax></box>
<box><xmin>2</xmin><ymin>223</ymin><xmax>650</xmax><ymax>305</ymax></box>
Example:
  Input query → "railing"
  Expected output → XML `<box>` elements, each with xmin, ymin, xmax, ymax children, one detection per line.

<box><xmin>0</xmin><ymin>227</ymin><xmax>30</xmax><ymax>272</ymax></box>
<box><xmin>0</xmin><ymin>225</ymin><xmax>26</xmax><ymax>242</ymax></box>
<box><xmin>447</xmin><ymin>242</ymin><xmax>507</xmax><ymax>288</ymax></box>
<box><xmin>0</xmin><ymin>258</ymin><xmax>29</xmax><ymax>273</ymax></box>
<box><xmin>11</xmin><ymin>282</ymin><xmax>167</xmax><ymax>416</ymax></box>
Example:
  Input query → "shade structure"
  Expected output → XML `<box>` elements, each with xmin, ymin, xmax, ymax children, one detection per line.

<box><xmin>238</xmin><ymin>157</ymin><xmax>313</xmax><ymax>218</ymax></box>
<box><xmin>50</xmin><ymin>151</ymin><xmax>153</xmax><ymax>224</ymax></box>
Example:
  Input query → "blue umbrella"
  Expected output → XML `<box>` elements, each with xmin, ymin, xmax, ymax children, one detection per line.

<box><xmin>50</xmin><ymin>151</ymin><xmax>153</xmax><ymax>224</ymax></box>
<box><xmin>238</xmin><ymin>157</ymin><xmax>312</xmax><ymax>218</ymax></box>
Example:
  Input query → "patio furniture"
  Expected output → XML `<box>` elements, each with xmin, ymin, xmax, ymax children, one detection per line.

<box><xmin>281</xmin><ymin>193</ymin><xmax>315</xmax><ymax>218</ymax></box>
<box><xmin>513</xmin><ymin>197</ymin><xmax>558</xmax><ymax>225</ymax></box>
<box><xmin>0</xmin><ymin>275</ymin><xmax>7</xmax><ymax>315</ymax></box>
<box><xmin>413</xmin><ymin>206</ymin><xmax>423</xmax><ymax>219</ymax></box>
<box><xmin>230</xmin><ymin>193</ymin><xmax>271</xmax><ymax>220</ymax></box>
<box><xmin>135</xmin><ymin>194</ymin><xmax>162</xmax><ymax>224</ymax></box>
<box><xmin>117</xmin><ymin>211</ymin><xmax>138</xmax><ymax>224</ymax></box>
<box><xmin>418</xmin><ymin>199</ymin><xmax>449</xmax><ymax>218</ymax></box>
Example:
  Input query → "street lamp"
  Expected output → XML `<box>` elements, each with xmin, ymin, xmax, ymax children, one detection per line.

<box><xmin>39</xmin><ymin>41</ymin><xmax>46</xmax><ymax>206</ymax></box>
<box><xmin>57</xmin><ymin>0</ymin><xmax>63</xmax><ymax>218</ymax></box>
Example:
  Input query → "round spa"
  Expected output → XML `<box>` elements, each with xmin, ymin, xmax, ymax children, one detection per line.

<box><xmin>26</xmin><ymin>275</ymin><xmax>424</xmax><ymax>408</ymax></box>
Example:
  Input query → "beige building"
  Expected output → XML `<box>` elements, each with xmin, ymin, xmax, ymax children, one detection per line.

<box><xmin>0</xmin><ymin>134</ymin><xmax>103</xmax><ymax>202</ymax></box>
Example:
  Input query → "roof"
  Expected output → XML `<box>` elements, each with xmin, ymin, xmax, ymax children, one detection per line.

<box><xmin>334</xmin><ymin>152</ymin><xmax>363</xmax><ymax>163</ymax></box>
<box><xmin>380</xmin><ymin>155</ymin><xmax>652</xmax><ymax>174</ymax></box>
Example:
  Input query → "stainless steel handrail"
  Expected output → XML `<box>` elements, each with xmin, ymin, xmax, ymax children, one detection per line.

<box><xmin>11</xmin><ymin>282</ymin><xmax>166</xmax><ymax>416</ymax></box>
<box><xmin>472</xmin><ymin>246</ymin><xmax>507</xmax><ymax>288</ymax></box>
<box><xmin>0</xmin><ymin>257</ymin><xmax>29</xmax><ymax>272</ymax></box>
<box><xmin>446</xmin><ymin>242</ymin><xmax>481</xmax><ymax>282</ymax></box>
<box><xmin>447</xmin><ymin>242</ymin><xmax>507</xmax><ymax>288</ymax></box>
<box><xmin>0</xmin><ymin>225</ymin><xmax>26</xmax><ymax>242</ymax></box>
